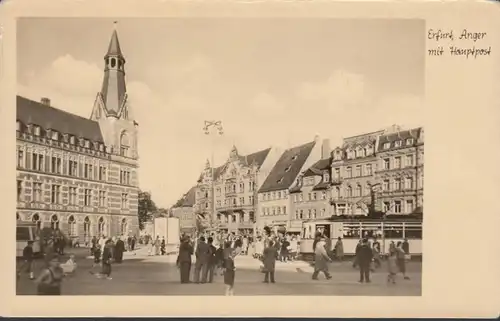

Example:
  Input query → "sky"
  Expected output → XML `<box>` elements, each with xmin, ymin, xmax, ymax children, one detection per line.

<box><xmin>17</xmin><ymin>18</ymin><xmax>425</xmax><ymax>208</ymax></box>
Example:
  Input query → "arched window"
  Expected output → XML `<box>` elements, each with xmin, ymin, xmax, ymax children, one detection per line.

<box><xmin>68</xmin><ymin>215</ymin><xmax>76</xmax><ymax>237</ymax></box>
<box><xmin>32</xmin><ymin>213</ymin><xmax>41</xmax><ymax>230</ymax></box>
<box><xmin>98</xmin><ymin>217</ymin><xmax>105</xmax><ymax>237</ymax></box>
<box><xmin>120</xmin><ymin>131</ymin><xmax>129</xmax><ymax>157</ymax></box>
<box><xmin>347</xmin><ymin>186</ymin><xmax>353</xmax><ymax>197</ymax></box>
<box><xmin>111</xmin><ymin>58</ymin><xmax>116</xmax><ymax>68</ymax></box>
<box><xmin>356</xmin><ymin>184</ymin><xmax>362</xmax><ymax>197</ymax></box>
<box><xmin>83</xmin><ymin>216</ymin><xmax>91</xmax><ymax>243</ymax></box>
<box><xmin>120</xmin><ymin>218</ymin><xmax>128</xmax><ymax>236</ymax></box>
<box><xmin>50</xmin><ymin>215</ymin><xmax>59</xmax><ymax>230</ymax></box>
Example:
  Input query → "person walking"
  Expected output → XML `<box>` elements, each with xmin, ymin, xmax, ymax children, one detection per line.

<box><xmin>35</xmin><ymin>254</ymin><xmax>64</xmax><ymax>295</ymax></box>
<box><xmin>357</xmin><ymin>238</ymin><xmax>373</xmax><ymax>283</ymax></box>
<box><xmin>17</xmin><ymin>240</ymin><xmax>35</xmax><ymax>280</ymax></box>
<box><xmin>280</xmin><ymin>236</ymin><xmax>290</xmax><ymax>262</ymax></box>
<box><xmin>372</xmin><ymin>238</ymin><xmax>381</xmax><ymax>268</ymax></box>
<box><xmin>176</xmin><ymin>236</ymin><xmax>194</xmax><ymax>284</ymax></box>
<box><xmin>352</xmin><ymin>239</ymin><xmax>362</xmax><ymax>268</ymax></box>
<box><xmin>114</xmin><ymin>237</ymin><xmax>125</xmax><ymax>263</ymax></box>
<box><xmin>194</xmin><ymin>236</ymin><xmax>210</xmax><ymax>283</ymax></box>
<box><xmin>312</xmin><ymin>238</ymin><xmax>332</xmax><ymax>280</ymax></box>
<box><xmin>101</xmin><ymin>240</ymin><xmax>113</xmax><ymax>280</ymax></box>
<box><xmin>396</xmin><ymin>241</ymin><xmax>410</xmax><ymax>280</ymax></box>
<box><xmin>223</xmin><ymin>241</ymin><xmax>236</xmax><ymax>296</ymax></box>
<box><xmin>334</xmin><ymin>237</ymin><xmax>344</xmax><ymax>262</ymax></box>
<box><xmin>387</xmin><ymin>247</ymin><xmax>398</xmax><ymax>285</ymax></box>
<box><xmin>161</xmin><ymin>237</ymin><xmax>166</xmax><ymax>255</ymax></box>
<box><xmin>262</xmin><ymin>240</ymin><xmax>278</xmax><ymax>283</ymax></box>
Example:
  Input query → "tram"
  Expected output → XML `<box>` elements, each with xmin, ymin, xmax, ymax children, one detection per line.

<box><xmin>299</xmin><ymin>215</ymin><xmax>422</xmax><ymax>258</ymax></box>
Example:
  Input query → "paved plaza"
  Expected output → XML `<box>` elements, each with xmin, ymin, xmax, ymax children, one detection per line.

<box><xmin>16</xmin><ymin>248</ymin><xmax>421</xmax><ymax>296</ymax></box>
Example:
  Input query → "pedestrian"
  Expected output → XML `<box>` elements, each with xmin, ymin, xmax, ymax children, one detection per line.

<box><xmin>280</xmin><ymin>236</ymin><xmax>290</xmax><ymax>262</ymax></box>
<box><xmin>131</xmin><ymin>235</ymin><xmax>136</xmax><ymax>251</ymax></box>
<box><xmin>262</xmin><ymin>240</ymin><xmax>278</xmax><ymax>283</ymax></box>
<box><xmin>35</xmin><ymin>254</ymin><xmax>64</xmax><ymax>295</ymax></box>
<box><xmin>161</xmin><ymin>237</ymin><xmax>166</xmax><ymax>255</ymax></box>
<box><xmin>214</xmin><ymin>244</ymin><xmax>224</xmax><ymax>276</ymax></box>
<box><xmin>194</xmin><ymin>236</ymin><xmax>210</xmax><ymax>283</ymax></box>
<box><xmin>372</xmin><ymin>238</ymin><xmax>381</xmax><ymax>268</ymax></box>
<box><xmin>114</xmin><ymin>236</ymin><xmax>125</xmax><ymax>263</ymax></box>
<box><xmin>223</xmin><ymin>241</ymin><xmax>236</xmax><ymax>296</ymax></box>
<box><xmin>17</xmin><ymin>240</ymin><xmax>35</xmax><ymax>280</ymax></box>
<box><xmin>155</xmin><ymin>236</ymin><xmax>161</xmax><ymax>256</ymax></box>
<box><xmin>402</xmin><ymin>238</ymin><xmax>410</xmax><ymax>260</ymax></box>
<box><xmin>98</xmin><ymin>235</ymin><xmax>106</xmax><ymax>259</ymax></box>
<box><xmin>101</xmin><ymin>240</ymin><xmax>113</xmax><ymax>280</ymax></box>
<box><xmin>387</xmin><ymin>247</ymin><xmax>398</xmax><ymax>285</ymax></box>
<box><xmin>203</xmin><ymin>237</ymin><xmax>217</xmax><ymax>283</ymax></box>
<box><xmin>396</xmin><ymin>241</ymin><xmax>410</xmax><ymax>280</ymax></box>
<box><xmin>357</xmin><ymin>238</ymin><xmax>373</xmax><ymax>283</ymax></box>
<box><xmin>334</xmin><ymin>237</ymin><xmax>344</xmax><ymax>261</ymax></box>
<box><xmin>352</xmin><ymin>239</ymin><xmax>362</xmax><ymax>268</ymax></box>
<box><xmin>312</xmin><ymin>238</ymin><xmax>332</xmax><ymax>280</ymax></box>
<box><xmin>91</xmin><ymin>236</ymin><xmax>97</xmax><ymax>256</ymax></box>
<box><xmin>176</xmin><ymin>236</ymin><xmax>194</xmax><ymax>284</ymax></box>
<box><xmin>92</xmin><ymin>244</ymin><xmax>101</xmax><ymax>268</ymax></box>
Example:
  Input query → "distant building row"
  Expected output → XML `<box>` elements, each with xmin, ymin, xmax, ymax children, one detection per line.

<box><xmin>171</xmin><ymin>125</ymin><xmax>424</xmax><ymax>235</ymax></box>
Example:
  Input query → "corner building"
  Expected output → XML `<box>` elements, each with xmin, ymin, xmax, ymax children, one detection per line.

<box><xmin>16</xmin><ymin>27</ymin><xmax>140</xmax><ymax>242</ymax></box>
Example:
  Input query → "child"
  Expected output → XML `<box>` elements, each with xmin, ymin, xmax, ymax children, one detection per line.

<box><xmin>387</xmin><ymin>248</ymin><xmax>398</xmax><ymax>285</ymax></box>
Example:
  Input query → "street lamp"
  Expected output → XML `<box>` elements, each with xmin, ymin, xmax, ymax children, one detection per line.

<box><xmin>203</xmin><ymin>120</ymin><xmax>224</xmax><ymax>230</ymax></box>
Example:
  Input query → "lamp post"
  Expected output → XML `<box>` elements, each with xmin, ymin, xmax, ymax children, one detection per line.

<box><xmin>203</xmin><ymin>121</ymin><xmax>224</xmax><ymax>230</ymax></box>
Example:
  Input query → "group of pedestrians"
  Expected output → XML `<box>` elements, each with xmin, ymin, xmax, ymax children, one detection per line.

<box><xmin>89</xmin><ymin>235</ymin><xmax>129</xmax><ymax>280</ymax></box>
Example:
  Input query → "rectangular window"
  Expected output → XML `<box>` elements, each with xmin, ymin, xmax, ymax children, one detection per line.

<box><xmin>383</xmin><ymin>180</ymin><xmax>390</xmax><ymax>191</ymax></box>
<box><xmin>405</xmin><ymin>177</ymin><xmax>413</xmax><ymax>190</ymax></box>
<box><xmin>120</xmin><ymin>170</ymin><xmax>131</xmax><ymax>185</ymax></box>
<box><xmin>17</xmin><ymin>150</ymin><xmax>24</xmax><ymax>168</ymax></box>
<box><xmin>394</xmin><ymin>178</ymin><xmax>401</xmax><ymax>190</ymax></box>
<box><xmin>249</xmin><ymin>196</ymin><xmax>254</xmax><ymax>204</ymax></box>
<box><xmin>69</xmin><ymin>187</ymin><xmax>77</xmax><ymax>205</ymax></box>
<box><xmin>283</xmin><ymin>206</ymin><xmax>286</xmax><ymax>215</ymax></box>
<box><xmin>33</xmin><ymin>183</ymin><xmax>42</xmax><ymax>202</ymax></box>
<box><xmin>383</xmin><ymin>158</ymin><xmax>390</xmax><ymax>170</ymax></box>
<box><xmin>32</xmin><ymin>153</ymin><xmax>44</xmax><ymax>171</ymax></box>
<box><xmin>366</xmin><ymin>164</ymin><xmax>372</xmax><ymax>175</ymax></box>
<box><xmin>383</xmin><ymin>201</ymin><xmax>390</xmax><ymax>213</ymax></box>
<box><xmin>239</xmin><ymin>197</ymin><xmax>245</xmax><ymax>205</ymax></box>
<box><xmin>394</xmin><ymin>157</ymin><xmax>401</xmax><ymax>169</ymax></box>
<box><xmin>69</xmin><ymin>160</ymin><xmax>78</xmax><ymax>177</ymax></box>
<box><xmin>51</xmin><ymin>185</ymin><xmax>61</xmax><ymax>204</ymax></box>
<box><xmin>99</xmin><ymin>191</ymin><xmax>106</xmax><ymax>207</ymax></box>
<box><xmin>313</xmin><ymin>192</ymin><xmax>317</xmax><ymax>200</ymax></box>
<box><xmin>277</xmin><ymin>207</ymin><xmax>281</xmax><ymax>215</ymax></box>
<box><xmin>84</xmin><ymin>189</ymin><xmax>92</xmax><ymax>206</ymax></box>
<box><xmin>355</xmin><ymin>165</ymin><xmax>362</xmax><ymax>177</ymax></box>
<box><xmin>406</xmin><ymin>154</ymin><xmax>415</xmax><ymax>167</ymax></box>
<box><xmin>322</xmin><ymin>191</ymin><xmax>327</xmax><ymax>200</ymax></box>
<box><xmin>406</xmin><ymin>199</ymin><xmax>414</xmax><ymax>213</ymax></box>
<box><xmin>383</xmin><ymin>142</ymin><xmax>390</xmax><ymax>149</ymax></box>
<box><xmin>346</xmin><ymin>167</ymin><xmax>352</xmax><ymax>178</ymax></box>
<box><xmin>99</xmin><ymin>166</ymin><xmax>107</xmax><ymax>181</ymax></box>
<box><xmin>17</xmin><ymin>180</ymin><xmax>22</xmax><ymax>201</ymax></box>
<box><xmin>394</xmin><ymin>201</ymin><xmax>402</xmax><ymax>213</ymax></box>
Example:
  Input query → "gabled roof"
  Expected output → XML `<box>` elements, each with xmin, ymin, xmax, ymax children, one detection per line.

<box><xmin>16</xmin><ymin>96</ymin><xmax>104</xmax><ymax>142</ymax></box>
<box><xmin>197</xmin><ymin>148</ymin><xmax>271</xmax><ymax>183</ymax></box>
<box><xmin>258</xmin><ymin>141</ymin><xmax>316</xmax><ymax>193</ymax></box>
<box><xmin>173</xmin><ymin>186</ymin><xmax>197</xmax><ymax>208</ymax></box>
<box><xmin>303</xmin><ymin>158</ymin><xmax>330</xmax><ymax>177</ymax></box>
<box><xmin>377</xmin><ymin>127</ymin><xmax>422</xmax><ymax>152</ymax></box>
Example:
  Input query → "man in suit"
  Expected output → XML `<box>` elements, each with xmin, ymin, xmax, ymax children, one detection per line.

<box><xmin>357</xmin><ymin>238</ymin><xmax>373</xmax><ymax>283</ymax></box>
<box><xmin>194</xmin><ymin>236</ymin><xmax>210</xmax><ymax>283</ymax></box>
<box><xmin>262</xmin><ymin>240</ymin><xmax>279</xmax><ymax>283</ymax></box>
<box><xmin>176</xmin><ymin>236</ymin><xmax>194</xmax><ymax>283</ymax></box>
<box><xmin>203</xmin><ymin>237</ymin><xmax>217</xmax><ymax>283</ymax></box>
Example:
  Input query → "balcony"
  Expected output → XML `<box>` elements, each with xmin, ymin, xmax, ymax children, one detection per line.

<box><xmin>217</xmin><ymin>203</ymin><xmax>255</xmax><ymax>212</ymax></box>
<box><xmin>331</xmin><ymin>178</ymin><xmax>343</xmax><ymax>185</ymax></box>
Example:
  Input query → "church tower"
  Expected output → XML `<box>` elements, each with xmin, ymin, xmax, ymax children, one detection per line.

<box><xmin>91</xmin><ymin>22</ymin><xmax>139</xmax><ymax>162</ymax></box>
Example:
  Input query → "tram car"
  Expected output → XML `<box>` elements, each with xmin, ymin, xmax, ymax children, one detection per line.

<box><xmin>299</xmin><ymin>215</ymin><xmax>422</xmax><ymax>260</ymax></box>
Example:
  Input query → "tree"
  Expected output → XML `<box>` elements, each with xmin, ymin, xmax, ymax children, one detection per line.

<box><xmin>138</xmin><ymin>190</ymin><xmax>157</xmax><ymax>230</ymax></box>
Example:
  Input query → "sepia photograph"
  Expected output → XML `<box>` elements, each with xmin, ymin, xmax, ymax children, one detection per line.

<box><xmin>15</xmin><ymin>17</ymin><xmax>425</xmax><ymax>296</ymax></box>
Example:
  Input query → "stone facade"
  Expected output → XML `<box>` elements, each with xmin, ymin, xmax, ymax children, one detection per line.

<box><xmin>16</xmin><ymin>26</ymin><xmax>140</xmax><ymax>243</ymax></box>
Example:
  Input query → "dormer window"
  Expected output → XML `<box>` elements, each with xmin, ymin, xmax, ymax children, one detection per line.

<box><xmin>51</xmin><ymin>131</ymin><xmax>59</xmax><ymax>141</ymax></box>
<box><xmin>34</xmin><ymin>126</ymin><xmax>41</xmax><ymax>136</ymax></box>
<box><xmin>99</xmin><ymin>144</ymin><xmax>104</xmax><ymax>152</ymax></box>
<box><xmin>334</xmin><ymin>150</ymin><xmax>342</xmax><ymax>161</ymax></box>
<box><xmin>383</xmin><ymin>142</ymin><xmax>390</xmax><ymax>149</ymax></box>
<box><xmin>277</xmin><ymin>177</ymin><xmax>284</xmax><ymax>184</ymax></box>
<box><xmin>291</xmin><ymin>155</ymin><xmax>298</xmax><ymax>161</ymax></box>
<box><xmin>69</xmin><ymin>136</ymin><xmax>75</xmax><ymax>144</ymax></box>
<box><xmin>406</xmin><ymin>138</ymin><xmax>414</xmax><ymax>145</ymax></box>
<box><xmin>84</xmin><ymin>140</ymin><xmax>90</xmax><ymax>148</ymax></box>
<box><xmin>93</xmin><ymin>142</ymin><xmax>99</xmax><ymax>150</ymax></box>
<box><xmin>285</xmin><ymin>166</ymin><xmax>291</xmax><ymax>172</ymax></box>
<box><xmin>63</xmin><ymin>134</ymin><xmax>69</xmax><ymax>143</ymax></box>
<box><xmin>395</xmin><ymin>140</ymin><xmax>402</xmax><ymax>148</ymax></box>
<box><xmin>357</xmin><ymin>148</ymin><xmax>365</xmax><ymax>157</ymax></box>
<box><xmin>323</xmin><ymin>172</ymin><xmax>330</xmax><ymax>182</ymax></box>
<box><xmin>79</xmin><ymin>138</ymin><xmax>84</xmax><ymax>146</ymax></box>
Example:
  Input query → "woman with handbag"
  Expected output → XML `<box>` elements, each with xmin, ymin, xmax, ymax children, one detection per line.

<box><xmin>35</xmin><ymin>254</ymin><xmax>64</xmax><ymax>295</ymax></box>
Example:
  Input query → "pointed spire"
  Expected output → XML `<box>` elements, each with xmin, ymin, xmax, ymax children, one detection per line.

<box><xmin>106</xmin><ymin>21</ymin><xmax>123</xmax><ymax>57</ymax></box>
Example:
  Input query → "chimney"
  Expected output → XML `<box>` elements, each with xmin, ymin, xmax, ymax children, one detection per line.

<box><xmin>321</xmin><ymin>138</ymin><xmax>331</xmax><ymax>159</ymax></box>
<box><xmin>40</xmin><ymin>97</ymin><xmax>51</xmax><ymax>106</ymax></box>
